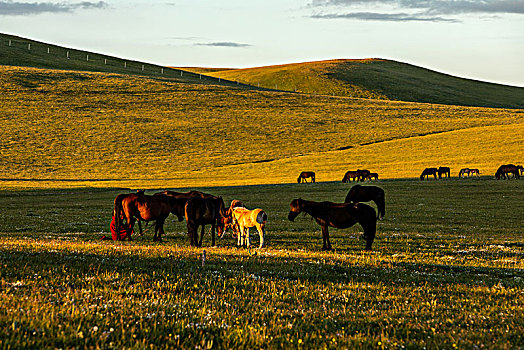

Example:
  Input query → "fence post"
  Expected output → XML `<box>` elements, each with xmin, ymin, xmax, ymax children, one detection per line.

<box><xmin>141</xmin><ymin>65</ymin><xmax>144</xmax><ymax>71</ymax></box>
<box><xmin>104</xmin><ymin>59</ymin><xmax>107</xmax><ymax>65</ymax></box>
<box><xmin>8</xmin><ymin>40</ymin><xmax>11</xmax><ymax>46</ymax></box>
<box><xmin>67</xmin><ymin>51</ymin><xmax>69</xmax><ymax>59</ymax></box>
<box><xmin>47</xmin><ymin>47</ymin><xmax>50</xmax><ymax>54</ymax></box>
<box><xmin>28</xmin><ymin>43</ymin><xmax>31</xmax><ymax>50</ymax></box>
<box><xmin>161</xmin><ymin>68</ymin><xmax>164</xmax><ymax>74</ymax></box>
<box><xmin>124</xmin><ymin>62</ymin><xmax>127</xmax><ymax>68</ymax></box>
<box><xmin>199</xmin><ymin>74</ymin><xmax>202</xmax><ymax>80</ymax></box>
<box><xmin>86</xmin><ymin>55</ymin><xmax>89</xmax><ymax>61</ymax></box>
<box><xmin>180</xmin><ymin>71</ymin><xmax>183</xmax><ymax>76</ymax></box>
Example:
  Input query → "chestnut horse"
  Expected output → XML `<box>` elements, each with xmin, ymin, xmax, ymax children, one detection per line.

<box><xmin>342</xmin><ymin>169</ymin><xmax>370</xmax><ymax>183</ymax></box>
<box><xmin>344</xmin><ymin>185</ymin><xmax>385</xmax><ymax>220</ymax></box>
<box><xmin>184</xmin><ymin>196</ymin><xmax>227</xmax><ymax>247</ymax></box>
<box><xmin>297</xmin><ymin>171</ymin><xmax>316</xmax><ymax>183</ymax></box>
<box><xmin>288</xmin><ymin>198</ymin><xmax>377</xmax><ymax>251</ymax></box>
<box><xmin>114</xmin><ymin>192</ymin><xmax>178</xmax><ymax>241</ymax></box>
<box><xmin>420</xmin><ymin>168</ymin><xmax>438</xmax><ymax>180</ymax></box>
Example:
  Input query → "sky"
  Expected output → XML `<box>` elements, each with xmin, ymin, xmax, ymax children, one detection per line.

<box><xmin>1</xmin><ymin>0</ymin><xmax>523</xmax><ymax>87</ymax></box>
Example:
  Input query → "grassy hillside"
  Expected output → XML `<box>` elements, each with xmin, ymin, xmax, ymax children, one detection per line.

<box><xmin>207</xmin><ymin>59</ymin><xmax>524</xmax><ymax>109</ymax></box>
<box><xmin>0</xmin><ymin>33</ymin><xmax>252</xmax><ymax>90</ymax></box>
<box><xmin>0</xmin><ymin>65</ymin><xmax>522</xmax><ymax>189</ymax></box>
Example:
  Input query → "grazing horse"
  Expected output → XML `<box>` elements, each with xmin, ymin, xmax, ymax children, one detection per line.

<box><xmin>344</xmin><ymin>185</ymin><xmax>385</xmax><ymax>220</ymax></box>
<box><xmin>458</xmin><ymin>168</ymin><xmax>470</xmax><ymax>178</ymax></box>
<box><xmin>230</xmin><ymin>207</ymin><xmax>267</xmax><ymax>249</ymax></box>
<box><xmin>495</xmin><ymin>164</ymin><xmax>521</xmax><ymax>180</ymax></box>
<box><xmin>470</xmin><ymin>168</ymin><xmax>480</xmax><ymax>177</ymax></box>
<box><xmin>365</xmin><ymin>172</ymin><xmax>379</xmax><ymax>181</ymax></box>
<box><xmin>184</xmin><ymin>196</ymin><xmax>227</xmax><ymax>247</ymax></box>
<box><xmin>288</xmin><ymin>198</ymin><xmax>377</xmax><ymax>251</ymax></box>
<box><xmin>297</xmin><ymin>171</ymin><xmax>316</xmax><ymax>183</ymax></box>
<box><xmin>438</xmin><ymin>167</ymin><xmax>451</xmax><ymax>179</ymax></box>
<box><xmin>342</xmin><ymin>169</ymin><xmax>370</xmax><ymax>183</ymax></box>
<box><xmin>420</xmin><ymin>168</ymin><xmax>438</xmax><ymax>180</ymax></box>
<box><xmin>114</xmin><ymin>192</ymin><xmax>176</xmax><ymax>241</ymax></box>
<box><xmin>155</xmin><ymin>190</ymin><xmax>213</xmax><ymax>221</ymax></box>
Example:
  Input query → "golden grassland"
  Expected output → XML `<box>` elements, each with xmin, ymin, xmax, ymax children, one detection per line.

<box><xmin>0</xmin><ymin>65</ymin><xmax>522</xmax><ymax>190</ymax></box>
<box><xmin>1</xmin><ymin>180</ymin><xmax>523</xmax><ymax>348</ymax></box>
<box><xmin>206</xmin><ymin>59</ymin><xmax>524</xmax><ymax>108</ymax></box>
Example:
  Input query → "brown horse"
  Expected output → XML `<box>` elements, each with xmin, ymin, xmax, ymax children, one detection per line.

<box><xmin>365</xmin><ymin>172</ymin><xmax>379</xmax><ymax>181</ymax></box>
<box><xmin>469</xmin><ymin>168</ymin><xmax>480</xmax><ymax>177</ymax></box>
<box><xmin>344</xmin><ymin>185</ymin><xmax>385</xmax><ymax>220</ymax></box>
<box><xmin>342</xmin><ymin>169</ymin><xmax>370</xmax><ymax>182</ymax></box>
<box><xmin>458</xmin><ymin>168</ymin><xmax>470</xmax><ymax>178</ymax></box>
<box><xmin>114</xmin><ymin>192</ymin><xmax>177</xmax><ymax>241</ymax></box>
<box><xmin>156</xmin><ymin>190</ymin><xmax>213</xmax><ymax>221</ymax></box>
<box><xmin>420</xmin><ymin>168</ymin><xmax>438</xmax><ymax>180</ymax></box>
<box><xmin>297</xmin><ymin>171</ymin><xmax>316</xmax><ymax>183</ymax></box>
<box><xmin>495</xmin><ymin>164</ymin><xmax>521</xmax><ymax>179</ymax></box>
<box><xmin>288</xmin><ymin>198</ymin><xmax>377</xmax><ymax>251</ymax></box>
<box><xmin>184</xmin><ymin>196</ymin><xmax>227</xmax><ymax>247</ymax></box>
<box><xmin>438</xmin><ymin>167</ymin><xmax>451</xmax><ymax>179</ymax></box>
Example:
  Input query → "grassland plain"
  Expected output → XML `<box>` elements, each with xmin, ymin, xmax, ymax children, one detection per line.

<box><xmin>1</xmin><ymin>180</ymin><xmax>523</xmax><ymax>349</ymax></box>
<box><xmin>1</xmin><ymin>65</ymin><xmax>523</xmax><ymax>190</ymax></box>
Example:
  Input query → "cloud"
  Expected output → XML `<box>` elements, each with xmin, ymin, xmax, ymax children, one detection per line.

<box><xmin>0</xmin><ymin>1</ymin><xmax>108</xmax><ymax>16</ymax></box>
<box><xmin>195</xmin><ymin>42</ymin><xmax>251</xmax><ymax>48</ymax></box>
<box><xmin>309</xmin><ymin>0</ymin><xmax>524</xmax><ymax>21</ymax></box>
<box><xmin>311</xmin><ymin>11</ymin><xmax>457</xmax><ymax>22</ymax></box>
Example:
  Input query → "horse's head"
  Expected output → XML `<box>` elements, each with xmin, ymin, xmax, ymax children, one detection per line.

<box><xmin>288</xmin><ymin>198</ymin><xmax>303</xmax><ymax>221</ymax></box>
<box><xmin>214</xmin><ymin>196</ymin><xmax>228</xmax><ymax>237</ymax></box>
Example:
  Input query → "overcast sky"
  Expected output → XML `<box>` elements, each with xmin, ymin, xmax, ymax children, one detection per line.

<box><xmin>1</xmin><ymin>0</ymin><xmax>523</xmax><ymax>86</ymax></box>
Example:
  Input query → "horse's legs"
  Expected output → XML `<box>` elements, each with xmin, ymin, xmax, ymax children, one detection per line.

<box><xmin>321</xmin><ymin>225</ymin><xmax>331</xmax><ymax>250</ymax></box>
<box><xmin>256</xmin><ymin>224</ymin><xmax>265</xmax><ymax>248</ymax></box>
<box><xmin>154</xmin><ymin>218</ymin><xmax>165</xmax><ymax>242</ymax></box>
<box><xmin>198</xmin><ymin>225</ymin><xmax>205</xmax><ymax>247</ymax></box>
<box><xmin>245</xmin><ymin>228</ymin><xmax>251</xmax><ymax>248</ymax></box>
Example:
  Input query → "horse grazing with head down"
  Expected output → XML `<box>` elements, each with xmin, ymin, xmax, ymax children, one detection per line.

<box><xmin>288</xmin><ymin>198</ymin><xmax>377</xmax><ymax>251</ymax></box>
<box><xmin>438</xmin><ymin>167</ymin><xmax>451</xmax><ymax>179</ymax></box>
<box><xmin>495</xmin><ymin>164</ymin><xmax>521</xmax><ymax>180</ymax></box>
<box><xmin>344</xmin><ymin>185</ymin><xmax>385</xmax><ymax>220</ymax></box>
<box><xmin>230</xmin><ymin>207</ymin><xmax>267</xmax><ymax>249</ymax></box>
<box><xmin>184</xmin><ymin>196</ymin><xmax>227</xmax><ymax>247</ymax></box>
<box><xmin>297</xmin><ymin>171</ymin><xmax>316</xmax><ymax>183</ymax></box>
<box><xmin>420</xmin><ymin>168</ymin><xmax>438</xmax><ymax>180</ymax></box>
<box><xmin>342</xmin><ymin>169</ymin><xmax>370</xmax><ymax>182</ymax></box>
<box><xmin>114</xmin><ymin>192</ymin><xmax>178</xmax><ymax>241</ymax></box>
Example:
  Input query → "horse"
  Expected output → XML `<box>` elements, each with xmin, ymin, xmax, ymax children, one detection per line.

<box><xmin>230</xmin><ymin>207</ymin><xmax>267</xmax><ymax>249</ymax></box>
<box><xmin>297</xmin><ymin>171</ymin><xmax>316</xmax><ymax>183</ymax></box>
<box><xmin>458</xmin><ymin>168</ymin><xmax>470</xmax><ymax>178</ymax></box>
<box><xmin>420</xmin><ymin>168</ymin><xmax>438</xmax><ymax>180</ymax></box>
<box><xmin>438</xmin><ymin>167</ymin><xmax>451</xmax><ymax>179</ymax></box>
<box><xmin>114</xmin><ymin>192</ymin><xmax>177</xmax><ymax>241</ymax></box>
<box><xmin>365</xmin><ymin>172</ymin><xmax>379</xmax><ymax>181</ymax></box>
<box><xmin>288</xmin><ymin>198</ymin><xmax>377</xmax><ymax>251</ymax></box>
<box><xmin>495</xmin><ymin>164</ymin><xmax>521</xmax><ymax>180</ymax></box>
<box><xmin>344</xmin><ymin>185</ymin><xmax>385</xmax><ymax>220</ymax></box>
<box><xmin>184</xmin><ymin>196</ymin><xmax>227</xmax><ymax>247</ymax></box>
<box><xmin>156</xmin><ymin>190</ymin><xmax>214</xmax><ymax>221</ymax></box>
<box><xmin>342</xmin><ymin>169</ymin><xmax>370</xmax><ymax>183</ymax></box>
<box><xmin>469</xmin><ymin>168</ymin><xmax>480</xmax><ymax>177</ymax></box>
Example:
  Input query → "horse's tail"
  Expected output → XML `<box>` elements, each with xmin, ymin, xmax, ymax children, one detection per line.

<box><xmin>113</xmin><ymin>195</ymin><xmax>124</xmax><ymax>238</ymax></box>
<box><xmin>256</xmin><ymin>210</ymin><xmax>267</xmax><ymax>249</ymax></box>
<box><xmin>355</xmin><ymin>203</ymin><xmax>376</xmax><ymax>251</ymax></box>
<box><xmin>375</xmin><ymin>192</ymin><xmax>385</xmax><ymax>220</ymax></box>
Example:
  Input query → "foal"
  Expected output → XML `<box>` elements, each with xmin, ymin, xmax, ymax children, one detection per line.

<box><xmin>230</xmin><ymin>207</ymin><xmax>267</xmax><ymax>249</ymax></box>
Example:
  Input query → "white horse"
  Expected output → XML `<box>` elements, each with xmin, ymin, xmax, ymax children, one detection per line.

<box><xmin>231</xmin><ymin>207</ymin><xmax>267</xmax><ymax>249</ymax></box>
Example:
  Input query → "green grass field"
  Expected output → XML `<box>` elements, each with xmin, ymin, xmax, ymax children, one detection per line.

<box><xmin>1</xmin><ymin>179</ymin><xmax>523</xmax><ymax>348</ymax></box>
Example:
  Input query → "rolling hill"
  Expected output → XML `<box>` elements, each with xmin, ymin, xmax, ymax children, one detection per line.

<box><xmin>200</xmin><ymin>59</ymin><xmax>524</xmax><ymax>109</ymax></box>
<box><xmin>0</xmin><ymin>33</ymin><xmax>522</xmax><ymax>189</ymax></box>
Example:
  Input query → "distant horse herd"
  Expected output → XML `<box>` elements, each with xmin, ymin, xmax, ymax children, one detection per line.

<box><xmin>297</xmin><ymin>163</ymin><xmax>522</xmax><ymax>184</ymax></box>
<box><xmin>106</xmin><ymin>163</ymin><xmax>520</xmax><ymax>252</ymax></box>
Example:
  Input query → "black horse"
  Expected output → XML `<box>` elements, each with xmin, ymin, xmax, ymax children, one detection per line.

<box><xmin>420</xmin><ymin>168</ymin><xmax>438</xmax><ymax>180</ymax></box>
<box><xmin>344</xmin><ymin>185</ymin><xmax>385</xmax><ymax>220</ymax></box>
<box><xmin>288</xmin><ymin>198</ymin><xmax>377</xmax><ymax>251</ymax></box>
